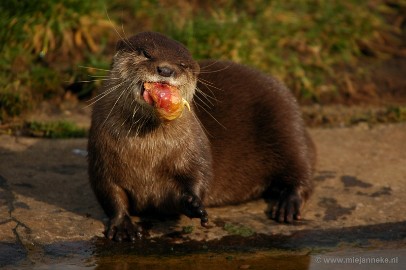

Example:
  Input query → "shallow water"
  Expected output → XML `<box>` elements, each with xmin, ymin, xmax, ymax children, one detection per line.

<box><xmin>2</xmin><ymin>235</ymin><xmax>405</xmax><ymax>270</ymax></box>
<box><xmin>2</xmin><ymin>219</ymin><xmax>406</xmax><ymax>269</ymax></box>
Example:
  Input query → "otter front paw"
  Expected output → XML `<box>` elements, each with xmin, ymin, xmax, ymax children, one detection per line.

<box><xmin>268</xmin><ymin>189</ymin><xmax>303</xmax><ymax>224</ymax></box>
<box><xmin>106</xmin><ymin>215</ymin><xmax>142</xmax><ymax>242</ymax></box>
<box><xmin>181</xmin><ymin>194</ymin><xmax>209</xmax><ymax>227</ymax></box>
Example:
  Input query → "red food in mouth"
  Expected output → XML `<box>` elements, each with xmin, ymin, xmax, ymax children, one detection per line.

<box><xmin>143</xmin><ymin>82</ymin><xmax>190</xmax><ymax>120</ymax></box>
<box><xmin>143</xmin><ymin>89</ymin><xmax>154</xmax><ymax>105</ymax></box>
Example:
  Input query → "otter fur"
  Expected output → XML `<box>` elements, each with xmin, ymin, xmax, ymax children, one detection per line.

<box><xmin>88</xmin><ymin>32</ymin><xmax>316</xmax><ymax>241</ymax></box>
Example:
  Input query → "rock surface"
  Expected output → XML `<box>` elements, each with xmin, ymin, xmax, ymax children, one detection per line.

<box><xmin>1</xmin><ymin>123</ymin><xmax>406</xmax><ymax>268</ymax></box>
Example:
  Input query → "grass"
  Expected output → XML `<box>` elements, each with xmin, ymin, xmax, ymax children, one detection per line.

<box><xmin>0</xmin><ymin>0</ymin><xmax>404</xmax><ymax>124</ymax></box>
<box><xmin>0</xmin><ymin>0</ymin><xmax>113</xmax><ymax>122</ymax></box>
<box><xmin>154</xmin><ymin>0</ymin><xmax>396</xmax><ymax>102</ymax></box>
<box><xmin>24</xmin><ymin>120</ymin><xmax>87</xmax><ymax>138</ymax></box>
<box><xmin>223</xmin><ymin>223</ymin><xmax>255</xmax><ymax>237</ymax></box>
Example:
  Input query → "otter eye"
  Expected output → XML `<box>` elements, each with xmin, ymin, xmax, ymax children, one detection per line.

<box><xmin>139</xmin><ymin>49</ymin><xmax>152</xmax><ymax>59</ymax></box>
<box><xmin>180</xmin><ymin>62</ymin><xmax>188</xmax><ymax>68</ymax></box>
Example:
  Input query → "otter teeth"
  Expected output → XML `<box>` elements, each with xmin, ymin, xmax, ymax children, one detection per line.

<box><xmin>182</xmin><ymin>99</ymin><xmax>191</xmax><ymax>111</ymax></box>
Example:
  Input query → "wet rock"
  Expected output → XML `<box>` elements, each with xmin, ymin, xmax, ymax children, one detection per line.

<box><xmin>341</xmin><ymin>175</ymin><xmax>373</xmax><ymax>188</ymax></box>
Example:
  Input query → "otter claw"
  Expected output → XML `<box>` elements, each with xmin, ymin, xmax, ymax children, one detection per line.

<box><xmin>267</xmin><ymin>189</ymin><xmax>303</xmax><ymax>223</ymax></box>
<box><xmin>107</xmin><ymin>215</ymin><xmax>142</xmax><ymax>242</ymax></box>
<box><xmin>181</xmin><ymin>194</ymin><xmax>208</xmax><ymax>226</ymax></box>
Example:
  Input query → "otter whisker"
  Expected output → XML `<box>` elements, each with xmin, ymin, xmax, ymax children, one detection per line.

<box><xmin>193</xmin><ymin>90</ymin><xmax>214</xmax><ymax>108</ymax></box>
<box><xmin>198</xmin><ymin>77</ymin><xmax>222</xmax><ymax>92</ymax></box>
<box><xmin>192</xmin><ymin>100</ymin><xmax>226</xmax><ymax>130</ymax></box>
<box><xmin>126</xmin><ymin>104</ymin><xmax>142</xmax><ymax>138</ymax></box>
<box><xmin>134</xmin><ymin>113</ymin><xmax>150</xmax><ymax>137</ymax></box>
<box><xmin>198</xmin><ymin>77</ymin><xmax>223</xmax><ymax>92</ymax></box>
<box><xmin>190</xmin><ymin>107</ymin><xmax>214</xmax><ymax>138</ymax></box>
<box><xmin>78</xmin><ymin>65</ymin><xmax>110</xmax><ymax>72</ymax></box>
<box><xmin>105</xmin><ymin>8</ymin><xmax>137</xmax><ymax>52</ymax></box>
<box><xmin>118</xmin><ymin>91</ymin><xmax>134</xmax><ymax>132</ymax></box>
<box><xmin>196</xmin><ymin>80</ymin><xmax>221</xmax><ymax>106</ymax></box>
<box><xmin>195</xmin><ymin>86</ymin><xmax>219</xmax><ymax>105</ymax></box>
<box><xmin>120</xmin><ymin>22</ymin><xmax>134</xmax><ymax>50</ymax></box>
<box><xmin>197</xmin><ymin>60</ymin><xmax>222</xmax><ymax>71</ymax></box>
<box><xmin>198</xmin><ymin>67</ymin><xmax>231</xmax><ymax>74</ymax></box>
<box><xmin>76</xmin><ymin>73</ymin><xmax>120</xmax><ymax>84</ymax></box>
<box><xmin>132</xmin><ymin>104</ymin><xmax>140</xmax><ymax>119</ymax></box>
<box><xmin>88</xmin><ymin>75</ymin><xmax>113</xmax><ymax>78</ymax></box>
<box><xmin>121</xmin><ymin>84</ymin><xmax>135</xmax><ymax>115</ymax></box>
<box><xmin>101</xmin><ymin>83</ymin><xmax>130</xmax><ymax>127</ymax></box>
<box><xmin>118</xmin><ymin>79</ymin><xmax>142</xmax><ymax>136</ymax></box>
<box><xmin>132</xmin><ymin>105</ymin><xmax>145</xmax><ymax>137</ymax></box>
<box><xmin>198</xmin><ymin>63</ymin><xmax>231</xmax><ymax>74</ymax></box>
<box><xmin>76</xmin><ymin>78</ymin><xmax>117</xmax><ymax>84</ymax></box>
<box><xmin>85</xmin><ymin>80</ymin><xmax>126</xmax><ymax>107</ymax></box>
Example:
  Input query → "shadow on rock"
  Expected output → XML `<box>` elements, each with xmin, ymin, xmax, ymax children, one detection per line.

<box><xmin>0</xmin><ymin>138</ymin><xmax>104</xmax><ymax>220</ymax></box>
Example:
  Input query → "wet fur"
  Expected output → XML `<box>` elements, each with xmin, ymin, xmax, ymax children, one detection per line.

<box><xmin>88</xmin><ymin>32</ymin><xmax>316</xmax><ymax>241</ymax></box>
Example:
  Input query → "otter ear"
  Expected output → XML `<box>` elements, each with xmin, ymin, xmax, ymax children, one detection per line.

<box><xmin>116</xmin><ymin>39</ymin><xmax>136</xmax><ymax>52</ymax></box>
<box><xmin>116</xmin><ymin>39</ymin><xmax>126</xmax><ymax>52</ymax></box>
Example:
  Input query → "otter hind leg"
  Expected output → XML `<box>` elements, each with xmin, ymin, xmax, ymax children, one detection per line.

<box><xmin>265</xmin><ymin>187</ymin><xmax>305</xmax><ymax>223</ymax></box>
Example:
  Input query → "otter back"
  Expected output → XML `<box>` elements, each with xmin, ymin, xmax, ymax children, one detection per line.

<box><xmin>195</xmin><ymin>60</ymin><xmax>315</xmax><ymax>207</ymax></box>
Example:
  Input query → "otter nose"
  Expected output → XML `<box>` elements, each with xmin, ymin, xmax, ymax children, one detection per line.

<box><xmin>157</xmin><ymin>66</ymin><xmax>175</xmax><ymax>77</ymax></box>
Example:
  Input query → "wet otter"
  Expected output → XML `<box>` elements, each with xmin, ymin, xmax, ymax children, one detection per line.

<box><xmin>88</xmin><ymin>31</ymin><xmax>316</xmax><ymax>241</ymax></box>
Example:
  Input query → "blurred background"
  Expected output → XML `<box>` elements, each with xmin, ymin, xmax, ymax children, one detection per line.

<box><xmin>0</xmin><ymin>0</ymin><xmax>405</xmax><ymax>137</ymax></box>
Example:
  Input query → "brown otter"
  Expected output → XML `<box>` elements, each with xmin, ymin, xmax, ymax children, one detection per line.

<box><xmin>88</xmin><ymin>31</ymin><xmax>316</xmax><ymax>242</ymax></box>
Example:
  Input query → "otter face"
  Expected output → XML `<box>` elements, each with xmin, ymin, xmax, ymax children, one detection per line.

<box><xmin>111</xmin><ymin>32</ymin><xmax>199</xmax><ymax>120</ymax></box>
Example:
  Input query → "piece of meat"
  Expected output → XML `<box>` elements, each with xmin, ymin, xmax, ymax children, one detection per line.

<box><xmin>143</xmin><ymin>82</ymin><xmax>190</xmax><ymax>120</ymax></box>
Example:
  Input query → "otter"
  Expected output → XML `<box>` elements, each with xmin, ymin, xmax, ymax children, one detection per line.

<box><xmin>88</xmin><ymin>31</ymin><xmax>316</xmax><ymax>242</ymax></box>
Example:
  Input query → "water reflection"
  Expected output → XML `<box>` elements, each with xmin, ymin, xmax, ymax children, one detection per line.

<box><xmin>3</xmin><ymin>220</ymin><xmax>406</xmax><ymax>269</ymax></box>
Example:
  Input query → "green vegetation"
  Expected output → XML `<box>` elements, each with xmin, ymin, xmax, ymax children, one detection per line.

<box><xmin>157</xmin><ymin>0</ymin><xmax>387</xmax><ymax>102</ymax></box>
<box><xmin>182</xmin><ymin>226</ymin><xmax>194</xmax><ymax>234</ymax></box>
<box><xmin>1</xmin><ymin>0</ymin><xmax>404</xmax><ymax>124</ymax></box>
<box><xmin>24</xmin><ymin>120</ymin><xmax>87</xmax><ymax>138</ymax></box>
<box><xmin>223</xmin><ymin>223</ymin><xmax>255</xmax><ymax>237</ymax></box>
<box><xmin>0</xmin><ymin>0</ymin><xmax>113</xmax><ymax>122</ymax></box>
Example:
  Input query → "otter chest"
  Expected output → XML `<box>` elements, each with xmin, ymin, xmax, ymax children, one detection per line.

<box><xmin>117</xmin><ymin>132</ymin><xmax>191</xmax><ymax>211</ymax></box>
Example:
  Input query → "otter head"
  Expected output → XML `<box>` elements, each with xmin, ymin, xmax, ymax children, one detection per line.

<box><xmin>112</xmin><ymin>32</ymin><xmax>199</xmax><ymax>121</ymax></box>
